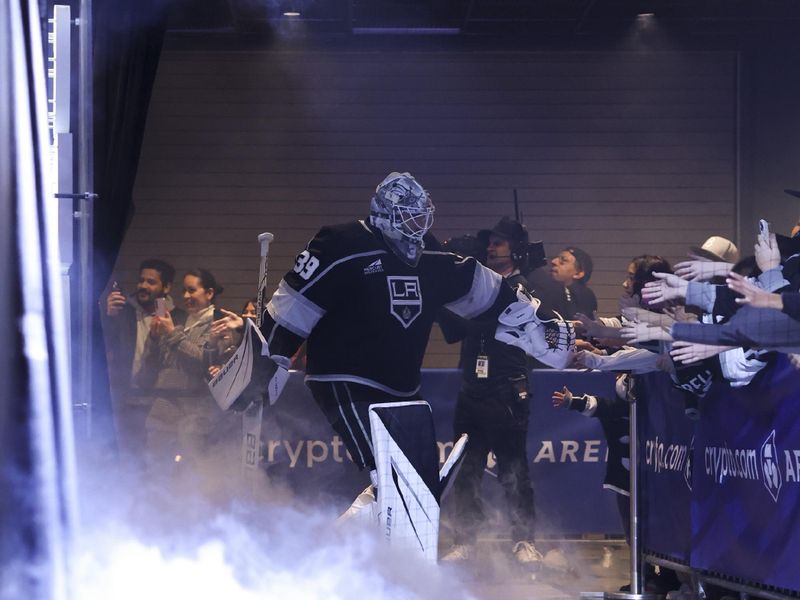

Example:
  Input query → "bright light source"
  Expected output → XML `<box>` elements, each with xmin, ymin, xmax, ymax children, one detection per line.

<box><xmin>637</xmin><ymin>12</ymin><xmax>655</xmax><ymax>18</ymax></box>
<box><xmin>283</xmin><ymin>11</ymin><xmax>300</xmax><ymax>17</ymax></box>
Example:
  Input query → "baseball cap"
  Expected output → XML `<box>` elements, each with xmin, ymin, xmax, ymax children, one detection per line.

<box><xmin>689</xmin><ymin>236</ymin><xmax>740</xmax><ymax>263</ymax></box>
<box><xmin>488</xmin><ymin>217</ymin><xmax>528</xmax><ymax>244</ymax></box>
<box><xmin>566</xmin><ymin>247</ymin><xmax>593</xmax><ymax>283</ymax></box>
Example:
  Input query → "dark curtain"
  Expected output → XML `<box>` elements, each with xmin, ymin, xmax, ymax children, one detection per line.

<box><xmin>90</xmin><ymin>0</ymin><xmax>168</xmax><ymax>447</ymax></box>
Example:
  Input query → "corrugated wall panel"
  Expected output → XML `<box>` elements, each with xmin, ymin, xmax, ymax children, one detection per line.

<box><xmin>113</xmin><ymin>47</ymin><xmax>736</xmax><ymax>368</ymax></box>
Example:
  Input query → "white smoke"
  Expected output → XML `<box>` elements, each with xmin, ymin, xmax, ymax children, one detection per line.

<box><xmin>73</xmin><ymin>460</ymin><xmax>480</xmax><ymax>600</ymax></box>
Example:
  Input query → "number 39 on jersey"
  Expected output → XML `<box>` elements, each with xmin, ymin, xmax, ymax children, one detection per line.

<box><xmin>294</xmin><ymin>250</ymin><xmax>320</xmax><ymax>280</ymax></box>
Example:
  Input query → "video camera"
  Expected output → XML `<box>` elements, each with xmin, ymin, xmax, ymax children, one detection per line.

<box><xmin>441</xmin><ymin>231</ymin><xmax>547</xmax><ymax>277</ymax></box>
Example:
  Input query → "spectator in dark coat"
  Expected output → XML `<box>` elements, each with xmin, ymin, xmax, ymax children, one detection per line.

<box><xmin>102</xmin><ymin>259</ymin><xmax>183</xmax><ymax>469</ymax></box>
<box><xmin>548</xmin><ymin>247</ymin><xmax>597</xmax><ymax>320</ymax></box>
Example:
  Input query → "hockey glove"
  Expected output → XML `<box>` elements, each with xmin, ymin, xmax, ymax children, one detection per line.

<box><xmin>208</xmin><ymin>319</ymin><xmax>291</xmax><ymax>411</ymax></box>
<box><xmin>495</xmin><ymin>286</ymin><xmax>576</xmax><ymax>369</ymax></box>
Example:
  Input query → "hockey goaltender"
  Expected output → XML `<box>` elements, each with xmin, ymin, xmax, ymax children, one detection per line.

<box><xmin>213</xmin><ymin>172</ymin><xmax>576</xmax><ymax>559</ymax></box>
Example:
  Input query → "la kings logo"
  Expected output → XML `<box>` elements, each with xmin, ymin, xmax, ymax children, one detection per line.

<box><xmin>761</xmin><ymin>430</ymin><xmax>782</xmax><ymax>502</ymax></box>
<box><xmin>387</xmin><ymin>276</ymin><xmax>422</xmax><ymax>328</ymax></box>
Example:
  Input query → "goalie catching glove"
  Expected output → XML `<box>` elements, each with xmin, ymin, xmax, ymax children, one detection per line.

<box><xmin>208</xmin><ymin>319</ymin><xmax>291</xmax><ymax>411</ymax></box>
<box><xmin>495</xmin><ymin>285</ymin><xmax>576</xmax><ymax>369</ymax></box>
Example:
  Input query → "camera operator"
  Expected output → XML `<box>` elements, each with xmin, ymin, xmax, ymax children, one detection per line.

<box><xmin>440</xmin><ymin>217</ymin><xmax>543</xmax><ymax>566</ymax></box>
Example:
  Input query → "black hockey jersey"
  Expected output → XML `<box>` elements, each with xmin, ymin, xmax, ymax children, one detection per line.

<box><xmin>438</xmin><ymin>271</ymin><xmax>531</xmax><ymax>386</ymax></box>
<box><xmin>261</xmin><ymin>220</ymin><xmax>517</xmax><ymax>396</ymax></box>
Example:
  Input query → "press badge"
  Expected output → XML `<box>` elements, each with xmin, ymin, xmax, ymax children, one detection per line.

<box><xmin>475</xmin><ymin>354</ymin><xmax>489</xmax><ymax>378</ymax></box>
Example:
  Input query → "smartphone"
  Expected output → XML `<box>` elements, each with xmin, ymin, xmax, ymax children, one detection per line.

<box><xmin>759</xmin><ymin>219</ymin><xmax>771</xmax><ymax>238</ymax></box>
<box><xmin>111</xmin><ymin>281</ymin><xmax>121</xmax><ymax>293</ymax></box>
<box><xmin>155</xmin><ymin>297</ymin><xmax>167</xmax><ymax>318</ymax></box>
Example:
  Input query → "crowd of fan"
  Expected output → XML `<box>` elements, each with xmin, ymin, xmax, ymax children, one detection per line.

<box><xmin>102</xmin><ymin>260</ymin><xmax>257</xmax><ymax>478</ymax></box>
<box><xmin>565</xmin><ymin>216</ymin><xmax>800</xmax><ymax>397</ymax></box>
<box><xmin>100</xmin><ymin>213</ymin><xmax>800</xmax><ymax>498</ymax></box>
<box><xmin>544</xmin><ymin>215</ymin><xmax>800</xmax><ymax>596</ymax></box>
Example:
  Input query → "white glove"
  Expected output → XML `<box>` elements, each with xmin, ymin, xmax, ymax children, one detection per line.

<box><xmin>496</xmin><ymin>320</ymin><xmax>548</xmax><ymax>356</ymax></box>
<box><xmin>496</xmin><ymin>287</ymin><xmax>575</xmax><ymax>369</ymax></box>
<box><xmin>497</xmin><ymin>285</ymin><xmax>543</xmax><ymax>327</ymax></box>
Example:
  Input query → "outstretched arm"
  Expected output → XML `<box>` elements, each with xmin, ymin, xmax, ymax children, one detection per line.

<box><xmin>494</xmin><ymin>286</ymin><xmax>576</xmax><ymax>369</ymax></box>
<box><xmin>641</xmin><ymin>272</ymin><xmax>689</xmax><ymax>305</ymax></box>
<box><xmin>670</xmin><ymin>304</ymin><xmax>800</xmax><ymax>350</ymax></box>
<box><xmin>552</xmin><ymin>386</ymin><xmax>598</xmax><ymax>415</ymax></box>
<box><xmin>726</xmin><ymin>272</ymin><xmax>784</xmax><ymax>310</ymax></box>
<box><xmin>670</xmin><ymin>341</ymin><xmax>734</xmax><ymax>364</ymax></box>
<box><xmin>674</xmin><ymin>259</ymin><xmax>733</xmax><ymax>282</ymax></box>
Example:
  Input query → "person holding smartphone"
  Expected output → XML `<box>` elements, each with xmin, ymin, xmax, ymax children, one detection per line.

<box><xmin>138</xmin><ymin>268</ymin><xmax>236</xmax><ymax>483</ymax></box>
<box><xmin>102</xmin><ymin>259</ymin><xmax>183</xmax><ymax>469</ymax></box>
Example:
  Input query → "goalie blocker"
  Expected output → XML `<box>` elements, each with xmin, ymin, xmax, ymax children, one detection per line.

<box><xmin>208</xmin><ymin>319</ymin><xmax>290</xmax><ymax>412</ymax></box>
<box><xmin>495</xmin><ymin>285</ymin><xmax>576</xmax><ymax>368</ymax></box>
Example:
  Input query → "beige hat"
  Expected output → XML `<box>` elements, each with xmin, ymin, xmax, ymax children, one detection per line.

<box><xmin>689</xmin><ymin>236</ymin><xmax>740</xmax><ymax>263</ymax></box>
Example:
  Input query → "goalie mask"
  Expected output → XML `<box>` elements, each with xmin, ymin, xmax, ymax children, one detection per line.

<box><xmin>369</xmin><ymin>172</ymin><xmax>435</xmax><ymax>266</ymax></box>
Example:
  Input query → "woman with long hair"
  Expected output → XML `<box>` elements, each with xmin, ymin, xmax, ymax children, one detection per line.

<box><xmin>139</xmin><ymin>268</ymin><xmax>234</xmax><ymax>478</ymax></box>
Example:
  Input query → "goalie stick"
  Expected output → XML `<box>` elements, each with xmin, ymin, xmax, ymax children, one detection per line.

<box><xmin>207</xmin><ymin>232</ymin><xmax>289</xmax><ymax>492</ymax></box>
<box><xmin>241</xmin><ymin>232</ymin><xmax>274</xmax><ymax>490</ymax></box>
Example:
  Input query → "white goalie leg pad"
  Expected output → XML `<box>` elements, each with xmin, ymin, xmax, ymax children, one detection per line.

<box><xmin>369</xmin><ymin>401</ymin><xmax>441</xmax><ymax>563</ymax></box>
<box><xmin>495</xmin><ymin>286</ymin><xmax>576</xmax><ymax>369</ymax></box>
<box><xmin>439</xmin><ymin>433</ymin><xmax>468</xmax><ymax>501</ymax></box>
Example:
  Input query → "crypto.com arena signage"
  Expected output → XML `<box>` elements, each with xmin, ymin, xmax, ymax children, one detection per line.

<box><xmin>639</xmin><ymin>356</ymin><xmax>800</xmax><ymax>594</ymax></box>
<box><xmin>263</xmin><ymin>369</ymin><xmax>623</xmax><ymax>536</ymax></box>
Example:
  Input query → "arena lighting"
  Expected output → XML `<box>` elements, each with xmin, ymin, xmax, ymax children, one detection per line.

<box><xmin>352</xmin><ymin>27</ymin><xmax>461</xmax><ymax>35</ymax></box>
<box><xmin>637</xmin><ymin>12</ymin><xmax>655</xmax><ymax>18</ymax></box>
<box><xmin>282</xmin><ymin>11</ymin><xmax>300</xmax><ymax>16</ymax></box>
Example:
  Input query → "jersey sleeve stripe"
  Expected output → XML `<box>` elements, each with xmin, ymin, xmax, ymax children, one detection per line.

<box><xmin>443</xmin><ymin>262</ymin><xmax>503</xmax><ymax>320</ymax></box>
<box><xmin>298</xmin><ymin>250</ymin><xmax>387</xmax><ymax>294</ymax></box>
<box><xmin>422</xmin><ymin>250</ymin><xmax>468</xmax><ymax>262</ymax></box>
<box><xmin>267</xmin><ymin>279</ymin><xmax>326</xmax><ymax>338</ymax></box>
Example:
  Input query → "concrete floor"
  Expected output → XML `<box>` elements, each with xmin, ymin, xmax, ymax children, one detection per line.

<box><xmin>441</xmin><ymin>539</ymin><xmax>631</xmax><ymax>600</ymax></box>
